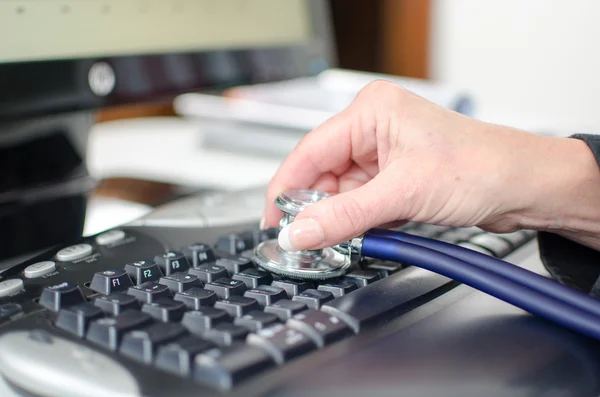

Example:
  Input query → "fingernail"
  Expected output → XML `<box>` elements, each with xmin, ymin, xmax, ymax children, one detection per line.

<box><xmin>278</xmin><ymin>218</ymin><xmax>324</xmax><ymax>251</ymax></box>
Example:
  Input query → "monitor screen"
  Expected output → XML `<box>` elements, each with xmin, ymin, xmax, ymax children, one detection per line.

<box><xmin>0</xmin><ymin>0</ymin><xmax>334</xmax><ymax>120</ymax></box>
<box><xmin>0</xmin><ymin>0</ymin><xmax>313</xmax><ymax>63</ymax></box>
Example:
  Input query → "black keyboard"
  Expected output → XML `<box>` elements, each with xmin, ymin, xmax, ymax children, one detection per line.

<box><xmin>0</xmin><ymin>204</ymin><xmax>536</xmax><ymax>396</ymax></box>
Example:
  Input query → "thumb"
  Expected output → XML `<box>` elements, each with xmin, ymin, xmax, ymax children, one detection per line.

<box><xmin>278</xmin><ymin>174</ymin><xmax>400</xmax><ymax>251</ymax></box>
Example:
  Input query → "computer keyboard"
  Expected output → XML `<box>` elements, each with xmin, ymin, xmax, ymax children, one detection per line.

<box><xmin>0</xmin><ymin>190</ymin><xmax>536</xmax><ymax>397</ymax></box>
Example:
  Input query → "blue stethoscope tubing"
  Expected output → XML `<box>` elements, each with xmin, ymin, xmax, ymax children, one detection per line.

<box><xmin>362</xmin><ymin>229</ymin><xmax>600</xmax><ymax>341</ymax></box>
<box><xmin>367</xmin><ymin>229</ymin><xmax>600</xmax><ymax>318</ymax></box>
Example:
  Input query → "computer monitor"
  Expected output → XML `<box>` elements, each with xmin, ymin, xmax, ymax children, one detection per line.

<box><xmin>0</xmin><ymin>0</ymin><xmax>335</xmax><ymax>264</ymax></box>
<box><xmin>0</xmin><ymin>0</ymin><xmax>335</xmax><ymax>120</ymax></box>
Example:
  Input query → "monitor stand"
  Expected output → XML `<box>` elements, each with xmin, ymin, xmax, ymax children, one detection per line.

<box><xmin>0</xmin><ymin>111</ymin><xmax>97</xmax><ymax>268</ymax></box>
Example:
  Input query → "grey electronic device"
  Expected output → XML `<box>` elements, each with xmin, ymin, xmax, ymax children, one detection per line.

<box><xmin>0</xmin><ymin>186</ymin><xmax>595</xmax><ymax>397</ymax></box>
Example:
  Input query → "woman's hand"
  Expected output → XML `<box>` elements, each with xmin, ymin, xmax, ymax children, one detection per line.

<box><xmin>263</xmin><ymin>81</ymin><xmax>600</xmax><ymax>252</ymax></box>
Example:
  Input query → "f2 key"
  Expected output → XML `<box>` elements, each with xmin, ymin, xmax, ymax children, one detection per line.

<box><xmin>125</xmin><ymin>261</ymin><xmax>162</xmax><ymax>285</ymax></box>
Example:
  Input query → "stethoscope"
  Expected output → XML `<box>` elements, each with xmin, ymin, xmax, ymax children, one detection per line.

<box><xmin>253</xmin><ymin>189</ymin><xmax>600</xmax><ymax>342</ymax></box>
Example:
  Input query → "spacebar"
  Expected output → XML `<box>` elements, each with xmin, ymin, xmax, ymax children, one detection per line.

<box><xmin>321</xmin><ymin>267</ymin><xmax>457</xmax><ymax>333</ymax></box>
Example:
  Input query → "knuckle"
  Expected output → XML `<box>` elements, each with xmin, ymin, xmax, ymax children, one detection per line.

<box><xmin>354</xmin><ymin>81</ymin><xmax>409</xmax><ymax>118</ymax></box>
<box><xmin>331</xmin><ymin>196</ymin><xmax>368</xmax><ymax>233</ymax></box>
<box><xmin>359</xmin><ymin>80</ymin><xmax>406</xmax><ymax>98</ymax></box>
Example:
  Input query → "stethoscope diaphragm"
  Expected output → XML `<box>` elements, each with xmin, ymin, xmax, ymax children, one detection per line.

<box><xmin>253</xmin><ymin>189</ymin><xmax>352</xmax><ymax>280</ymax></box>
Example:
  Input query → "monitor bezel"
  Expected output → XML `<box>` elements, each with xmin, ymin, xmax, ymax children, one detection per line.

<box><xmin>0</xmin><ymin>0</ymin><xmax>336</xmax><ymax>121</ymax></box>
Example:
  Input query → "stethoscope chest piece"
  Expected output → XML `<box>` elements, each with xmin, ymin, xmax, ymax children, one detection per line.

<box><xmin>253</xmin><ymin>189</ymin><xmax>352</xmax><ymax>280</ymax></box>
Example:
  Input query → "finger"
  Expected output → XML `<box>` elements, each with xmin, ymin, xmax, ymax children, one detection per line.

<box><xmin>338</xmin><ymin>164</ymin><xmax>373</xmax><ymax>192</ymax></box>
<box><xmin>310</xmin><ymin>172</ymin><xmax>339</xmax><ymax>194</ymax></box>
<box><xmin>278</xmin><ymin>169</ymin><xmax>402</xmax><ymax>251</ymax></box>
<box><xmin>263</xmin><ymin>161</ymin><xmax>372</xmax><ymax>228</ymax></box>
<box><xmin>263</xmin><ymin>111</ymin><xmax>354</xmax><ymax>226</ymax></box>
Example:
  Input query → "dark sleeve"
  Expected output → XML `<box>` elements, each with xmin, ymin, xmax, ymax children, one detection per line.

<box><xmin>538</xmin><ymin>133</ymin><xmax>600</xmax><ymax>296</ymax></box>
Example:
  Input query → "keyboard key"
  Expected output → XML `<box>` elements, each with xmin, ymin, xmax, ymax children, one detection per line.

<box><xmin>181</xmin><ymin>308</ymin><xmax>229</xmax><ymax>335</ymax></box>
<box><xmin>493</xmin><ymin>231</ymin><xmax>530</xmax><ymax>247</ymax></box>
<box><xmin>287</xmin><ymin>310</ymin><xmax>352</xmax><ymax>348</ymax></box>
<box><xmin>94</xmin><ymin>292</ymin><xmax>140</xmax><ymax>316</ymax></box>
<box><xmin>158</xmin><ymin>272</ymin><xmax>203</xmax><ymax>293</ymax></box>
<box><xmin>142</xmin><ymin>298</ymin><xmax>186</xmax><ymax>322</ymax></box>
<box><xmin>156</xmin><ymin>336</ymin><xmax>215</xmax><ymax>377</ymax></box>
<box><xmin>457</xmin><ymin>242</ymin><xmax>493</xmax><ymax>256</ymax></box>
<box><xmin>174</xmin><ymin>287</ymin><xmax>217</xmax><ymax>310</ymax></box>
<box><xmin>317</xmin><ymin>279</ymin><xmax>358</xmax><ymax>298</ymax></box>
<box><xmin>411</xmin><ymin>224</ymin><xmax>449</xmax><ymax>238</ymax></box>
<box><xmin>24</xmin><ymin>261</ymin><xmax>56</xmax><ymax>279</ymax></box>
<box><xmin>436</xmin><ymin>227</ymin><xmax>481</xmax><ymax>244</ymax></box>
<box><xmin>235</xmin><ymin>228</ymin><xmax>276</xmax><ymax>247</ymax></box>
<box><xmin>366</xmin><ymin>262</ymin><xmax>403</xmax><ymax>278</ymax></box>
<box><xmin>271</xmin><ymin>279</ymin><xmax>313</xmax><ymax>298</ymax></box>
<box><xmin>244</xmin><ymin>285</ymin><xmax>287</xmax><ymax>307</ymax></box>
<box><xmin>205</xmin><ymin>278</ymin><xmax>246</xmax><ymax>299</ymax></box>
<box><xmin>126</xmin><ymin>282</ymin><xmax>172</xmax><ymax>304</ymax></box>
<box><xmin>55</xmin><ymin>303</ymin><xmax>104</xmax><ymax>337</ymax></box>
<box><xmin>182</xmin><ymin>243</ymin><xmax>216</xmax><ymax>267</ymax></box>
<box><xmin>56</xmin><ymin>243</ymin><xmax>93</xmax><ymax>262</ymax></box>
<box><xmin>119</xmin><ymin>322</ymin><xmax>187</xmax><ymax>364</ymax></box>
<box><xmin>215</xmin><ymin>296</ymin><xmax>260</xmax><ymax>318</ymax></box>
<box><xmin>0</xmin><ymin>303</ymin><xmax>22</xmax><ymax>321</ymax></box>
<box><xmin>291</xmin><ymin>289</ymin><xmax>333</xmax><ymax>310</ymax></box>
<box><xmin>232</xmin><ymin>268</ymin><xmax>273</xmax><ymax>289</ymax></box>
<box><xmin>188</xmin><ymin>264</ymin><xmax>229</xmax><ymax>283</ymax></box>
<box><xmin>124</xmin><ymin>260</ymin><xmax>162</xmax><ymax>286</ymax></box>
<box><xmin>469</xmin><ymin>233</ymin><xmax>512</xmax><ymax>257</ymax></box>
<box><xmin>343</xmin><ymin>270</ymin><xmax>381</xmax><ymax>287</ymax></box>
<box><xmin>234</xmin><ymin>311</ymin><xmax>278</xmax><ymax>332</ymax></box>
<box><xmin>240</xmin><ymin>250</ymin><xmax>255</xmax><ymax>259</ymax></box>
<box><xmin>204</xmin><ymin>323</ymin><xmax>249</xmax><ymax>346</ymax></box>
<box><xmin>215</xmin><ymin>257</ymin><xmax>254</xmax><ymax>276</ymax></box>
<box><xmin>264</xmin><ymin>299</ymin><xmax>307</xmax><ymax>321</ymax></box>
<box><xmin>89</xmin><ymin>269</ymin><xmax>133</xmax><ymax>295</ymax></box>
<box><xmin>154</xmin><ymin>251</ymin><xmax>190</xmax><ymax>276</ymax></box>
<box><xmin>322</xmin><ymin>267</ymin><xmax>455</xmax><ymax>333</ymax></box>
<box><xmin>256</xmin><ymin>227</ymin><xmax>279</xmax><ymax>242</ymax></box>
<box><xmin>0</xmin><ymin>279</ymin><xmax>24</xmax><ymax>298</ymax></box>
<box><xmin>95</xmin><ymin>229</ymin><xmax>126</xmax><ymax>245</ymax></box>
<box><xmin>194</xmin><ymin>344</ymin><xmax>275</xmax><ymax>390</ymax></box>
<box><xmin>86</xmin><ymin>311</ymin><xmax>153</xmax><ymax>351</ymax></box>
<box><xmin>246</xmin><ymin>323</ymin><xmax>316</xmax><ymax>365</ymax></box>
<box><xmin>39</xmin><ymin>282</ymin><xmax>85</xmax><ymax>312</ymax></box>
<box><xmin>397</xmin><ymin>222</ymin><xmax>417</xmax><ymax>231</ymax></box>
<box><xmin>215</xmin><ymin>232</ymin><xmax>255</xmax><ymax>255</ymax></box>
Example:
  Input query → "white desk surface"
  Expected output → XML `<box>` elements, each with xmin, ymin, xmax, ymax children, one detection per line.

<box><xmin>86</xmin><ymin>117</ymin><xmax>282</xmax><ymax>191</ymax></box>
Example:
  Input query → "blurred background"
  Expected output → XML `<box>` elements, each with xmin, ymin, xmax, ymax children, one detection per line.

<box><xmin>3</xmin><ymin>0</ymin><xmax>599</xmax><ymax>257</ymax></box>
<box><xmin>99</xmin><ymin>0</ymin><xmax>600</xmax><ymax>131</ymax></box>
<box><xmin>89</xmin><ymin>0</ymin><xmax>600</xmax><ymax>229</ymax></box>
<box><xmin>431</xmin><ymin>0</ymin><xmax>600</xmax><ymax>133</ymax></box>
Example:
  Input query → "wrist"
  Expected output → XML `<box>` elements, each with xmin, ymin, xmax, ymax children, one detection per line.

<box><xmin>513</xmin><ymin>135</ymin><xmax>600</xmax><ymax>237</ymax></box>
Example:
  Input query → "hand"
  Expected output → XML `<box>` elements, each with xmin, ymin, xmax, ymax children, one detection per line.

<box><xmin>263</xmin><ymin>81</ymin><xmax>600</xmax><ymax>252</ymax></box>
